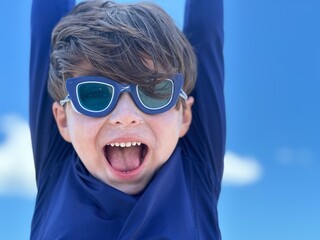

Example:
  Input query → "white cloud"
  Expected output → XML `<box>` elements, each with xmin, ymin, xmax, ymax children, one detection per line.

<box><xmin>275</xmin><ymin>147</ymin><xmax>314</xmax><ymax>167</ymax></box>
<box><xmin>0</xmin><ymin>114</ymin><xmax>36</xmax><ymax>197</ymax></box>
<box><xmin>223</xmin><ymin>151</ymin><xmax>262</xmax><ymax>186</ymax></box>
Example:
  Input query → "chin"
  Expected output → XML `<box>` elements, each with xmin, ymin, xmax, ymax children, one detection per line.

<box><xmin>111</xmin><ymin>179</ymin><xmax>149</xmax><ymax>195</ymax></box>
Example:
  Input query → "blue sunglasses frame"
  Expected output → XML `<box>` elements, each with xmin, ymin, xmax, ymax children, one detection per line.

<box><xmin>60</xmin><ymin>73</ymin><xmax>187</xmax><ymax>118</ymax></box>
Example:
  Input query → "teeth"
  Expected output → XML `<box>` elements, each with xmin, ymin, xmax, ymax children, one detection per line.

<box><xmin>108</xmin><ymin>142</ymin><xmax>142</xmax><ymax>148</ymax></box>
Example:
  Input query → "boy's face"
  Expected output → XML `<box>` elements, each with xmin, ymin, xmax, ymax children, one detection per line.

<box><xmin>53</xmin><ymin>85</ymin><xmax>193</xmax><ymax>195</ymax></box>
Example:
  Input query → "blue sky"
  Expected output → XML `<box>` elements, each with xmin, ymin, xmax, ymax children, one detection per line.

<box><xmin>0</xmin><ymin>0</ymin><xmax>319</xmax><ymax>239</ymax></box>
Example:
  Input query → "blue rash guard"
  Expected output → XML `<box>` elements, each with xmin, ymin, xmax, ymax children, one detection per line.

<box><xmin>29</xmin><ymin>0</ymin><xmax>225</xmax><ymax>239</ymax></box>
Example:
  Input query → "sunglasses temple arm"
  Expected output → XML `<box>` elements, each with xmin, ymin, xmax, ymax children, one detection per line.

<box><xmin>179</xmin><ymin>90</ymin><xmax>188</xmax><ymax>101</ymax></box>
<box><xmin>60</xmin><ymin>95</ymin><xmax>70</xmax><ymax>106</ymax></box>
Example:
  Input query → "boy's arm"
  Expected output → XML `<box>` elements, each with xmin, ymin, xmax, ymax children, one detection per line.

<box><xmin>29</xmin><ymin>0</ymin><xmax>75</xmax><ymax>188</ymax></box>
<box><xmin>182</xmin><ymin>0</ymin><xmax>226</xmax><ymax>185</ymax></box>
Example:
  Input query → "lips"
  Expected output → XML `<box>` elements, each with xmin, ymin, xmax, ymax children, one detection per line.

<box><xmin>103</xmin><ymin>142</ymin><xmax>148</xmax><ymax>173</ymax></box>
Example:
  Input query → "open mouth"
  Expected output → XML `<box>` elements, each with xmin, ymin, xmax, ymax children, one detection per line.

<box><xmin>103</xmin><ymin>142</ymin><xmax>148</xmax><ymax>173</ymax></box>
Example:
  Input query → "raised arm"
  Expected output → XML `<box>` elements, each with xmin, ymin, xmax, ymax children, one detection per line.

<box><xmin>182</xmin><ymin>0</ymin><xmax>226</xmax><ymax>185</ymax></box>
<box><xmin>29</xmin><ymin>0</ymin><xmax>75</xmax><ymax>188</ymax></box>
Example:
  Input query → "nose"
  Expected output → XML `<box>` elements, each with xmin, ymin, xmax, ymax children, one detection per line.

<box><xmin>108</xmin><ymin>93</ymin><xmax>143</xmax><ymax>126</ymax></box>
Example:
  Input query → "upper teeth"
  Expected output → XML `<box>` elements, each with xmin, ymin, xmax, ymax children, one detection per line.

<box><xmin>108</xmin><ymin>142</ymin><xmax>142</xmax><ymax>147</ymax></box>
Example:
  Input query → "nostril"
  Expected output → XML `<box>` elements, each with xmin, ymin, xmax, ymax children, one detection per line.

<box><xmin>114</xmin><ymin>119</ymin><xmax>138</xmax><ymax>125</ymax></box>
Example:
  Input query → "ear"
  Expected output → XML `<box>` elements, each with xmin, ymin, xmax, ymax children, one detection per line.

<box><xmin>179</xmin><ymin>96</ymin><xmax>194</xmax><ymax>137</ymax></box>
<box><xmin>52</xmin><ymin>101</ymin><xmax>71</xmax><ymax>142</ymax></box>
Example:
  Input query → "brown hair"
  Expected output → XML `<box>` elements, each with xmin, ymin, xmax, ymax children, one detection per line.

<box><xmin>48</xmin><ymin>0</ymin><xmax>197</xmax><ymax>106</ymax></box>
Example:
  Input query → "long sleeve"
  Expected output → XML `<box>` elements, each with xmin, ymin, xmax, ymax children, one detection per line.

<box><xmin>29</xmin><ymin>0</ymin><xmax>75</xmax><ymax>191</ymax></box>
<box><xmin>182</xmin><ymin>0</ymin><xmax>226</xmax><ymax>187</ymax></box>
<box><xmin>181</xmin><ymin>1</ymin><xmax>225</xmax><ymax>238</ymax></box>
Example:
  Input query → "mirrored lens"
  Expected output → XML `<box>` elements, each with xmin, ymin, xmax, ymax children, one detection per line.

<box><xmin>77</xmin><ymin>82</ymin><xmax>114</xmax><ymax>112</ymax></box>
<box><xmin>137</xmin><ymin>80</ymin><xmax>173</xmax><ymax>109</ymax></box>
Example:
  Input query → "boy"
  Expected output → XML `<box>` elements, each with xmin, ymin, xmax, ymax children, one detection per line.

<box><xmin>30</xmin><ymin>0</ymin><xmax>225</xmax><ymax>239</ymax></box>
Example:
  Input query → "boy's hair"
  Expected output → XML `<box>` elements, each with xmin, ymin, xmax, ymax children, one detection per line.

<box><xmin>48</xmin><ymin>0</ymin><xmax>197</xmax><ymax>105</ymax></box>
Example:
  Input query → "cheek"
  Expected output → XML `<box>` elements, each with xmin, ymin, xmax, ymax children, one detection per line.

<box><xmin>150</xmin><ymin>110</ymin><xmax>183</xmax><ymax>150</ymax></box>
<box><xmin>160</xmin><ymin>109</ymin><xmax>183</xmax><ymax>133</ymax></box>
<box><xmin>66</xmin><ymin>111</ymin><xmax>102</xmax><ymax>150</ymax></box>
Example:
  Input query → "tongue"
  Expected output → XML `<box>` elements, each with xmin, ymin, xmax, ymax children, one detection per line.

<box><xmin>106</xmin><ymin>145</ymin><xmax>142</xmax><ymax>172</ymax></box>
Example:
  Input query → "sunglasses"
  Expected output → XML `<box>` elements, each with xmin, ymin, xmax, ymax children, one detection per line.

<box><xmin>60</xmin><ymin>73</ymin><xmax>187</xmax><ymax>117</ymax></box>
